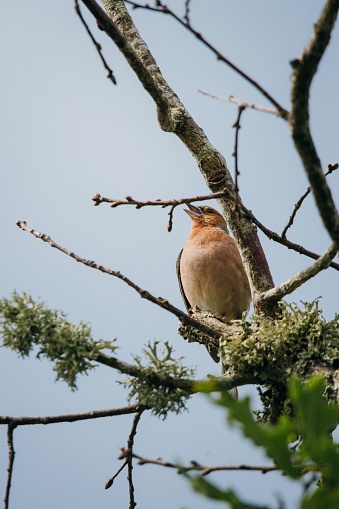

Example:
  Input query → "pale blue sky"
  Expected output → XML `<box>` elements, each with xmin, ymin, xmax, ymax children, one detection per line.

<box><xmin>1</xmin><ymin>1</ymin><xmax>338</xmax><ymax>508</ymax></box>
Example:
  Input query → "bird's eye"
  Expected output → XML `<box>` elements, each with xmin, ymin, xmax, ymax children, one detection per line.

<box><xmin>205</xmin><ymin>208</ymin><xmax>214</xmax><ymax>214</ymax></box>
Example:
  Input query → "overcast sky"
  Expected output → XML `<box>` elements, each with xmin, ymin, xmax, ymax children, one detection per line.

<box><xmin>1</xmin><ymin>1</ymin><xmax>338</xmax><ymax>508</ymax></box>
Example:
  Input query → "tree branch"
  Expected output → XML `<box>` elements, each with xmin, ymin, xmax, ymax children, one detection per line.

<box><xmin>198</xmin><ymin>89</ymin><xmax>283</xmax><ymax>118</ymax></box>
<box><xmin>242</xmin><ymin>206</ymin><xmax>339</xmax><ymax>272</ymax></box>
<box><xmin>119</xmin><ymin>449</ymin><xmax>277</xmax><ymax>475</ymax></box>
<box><xmin>4</xmin><ymin>424</ymin><xmax>16</xmax><ymax>509</ymax></box>
<box><xmin>127</xmin><ymin>412</ymin><xmax>142</xmax><ymax>508</ymax></box>
<box><xmin>0</xmin><ymin>405</ymin><xmax>141</xmax><ymax>426</ymax></box>
<box><xmin>16</xmin><ymin>220</ymin><xmax>223</xmax><ymax>341</ymax></box>
<box><xmin>74</xmin><ymin>0</ymin><xmax>117</xmax><ymax>84</ymax></box>
<box><xmin>81</xmin><ymin>0</ymin><xmax>276</xmax><ymax>316</ymax></box>
<box><xmin>125</xmin><ymin>0</ymin><xmax>288</xmax><ymax>117</ymax></box>
<box><xmin>290</xmin><ymin>0</ymin><xmax>339</xmax><ymax>248</ymax></box>
<box><xmin>257</xmin><ymin>243</ymin><xmax>338</xmax><ymax>307</ymax></box>
<box><xmin>281</xmin><ymin>163</ymin><xmax>339</xmax><ymax>238</ymax></box>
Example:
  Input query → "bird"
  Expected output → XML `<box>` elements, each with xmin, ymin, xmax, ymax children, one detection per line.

<box><xmin>176</xmin><ymin>203</ymin><xmax>251</xmax><ymax>383</ymax></box>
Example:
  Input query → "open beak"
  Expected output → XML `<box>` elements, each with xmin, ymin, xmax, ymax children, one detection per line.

<box><xmin>184</xmin><ymin>203</ymin><xmax>202</xmax><ymax>219</ymax></box>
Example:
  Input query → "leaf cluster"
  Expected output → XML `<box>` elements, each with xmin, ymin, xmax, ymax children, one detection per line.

<box><xmin>190</xmin><ymin>376</ymin><xmax>339</xmax><ymax>509</ymax></box>
<box><xmin>121</xmin><ymin>341</ymin><xmax>195</xmax><ymax>419</ymax></box>
<box><xmin>0</xmin><ymin>291</ymin><xmax>117</xmax><ymax>389</ymax></box>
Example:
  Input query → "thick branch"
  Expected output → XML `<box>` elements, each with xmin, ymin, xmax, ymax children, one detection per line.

<box><xmin>290</xmin><ymin>0</ymin><xmax>339</xmax><ymax>248</ymax></box>
<box><xmin>258</xmin><ymin>243</ymin><xmax>337</xmax><ymax>308</ymax></box>
<box><xmin>82</xmin><ymin>0</ymin><xmax>276</xmax><ymax>315</ymax></box>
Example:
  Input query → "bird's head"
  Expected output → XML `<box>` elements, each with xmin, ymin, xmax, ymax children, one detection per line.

<box><xmin>184</xmin><ymin>204</ymin><xmax>229</xmax><ymax>233</ymax></box>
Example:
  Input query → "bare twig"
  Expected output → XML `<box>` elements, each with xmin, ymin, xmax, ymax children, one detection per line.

<box><xmin>106</xmin><ymin>412</ymin><xmax>143</xmax><ymax>506</ymax></box>
<box><xmin>258</xmin><ymin>242</ymin><xmax>338</xmax><ymax>307</ymax></box>
<box><xmin>83</xmin><ymin>0</ymin><xmax>277</xmax><ymax>316</ymax></box>
<box><xmin>242</xmin><ymin>206</ymin><xmax>339</xmax><ymax>272</ymax></box>
<box><xmin>125</xmin><ymin>0</ymin><xmax>288</xmax><ymax>117</ymax></box>
<box><xmin>127</xmin><ymin>412</ymin><xmax>142</xmax><ymax>508</ymax></box>
<box><xmin>198</xmin><ymin>90</ymin><xmax>283</xmax><ymax>117</ymax></box>
<box><xmin>183</xmin><ymin>0</ymin><xmax>192</xmax><ymax>26</ymax></box>
<box><xmin>92</xmin><ymin>190</ymin><xmax>229</xmax><ymax>208</ymax></box>
<box><xmin>282</xmin><ymin>163</ymin><xmax>339</xmax><ymax>238</ymax></box>
<box><xmin>94</xmin><ymin>189</ymin><xmax>339</xmax><ymax>271</ymax></box>
<box><xmin>16</xmin><ymin>220</ymin><xmax>223</xmax><ymax>341</ymax></box>
<box><xmin>290</xmin><ymin>0</ymin><xmax>339</xmax><ymax>247</ymax></box>
<box><xmin>92</xmin><ymin>189</ymin><xmax>231</xmax><ymax>231</ymax></box>
<box><xmin>75</xmin><ymin>0</ymin><xmax>117</xmax><ymax>84</ymax></box>
<box><xmin>0</xmin><ymin>406</ymin><xmax>140</xmax><ymax>427</ymax></box>
<box><xmin>232</xmin><ymin>106</ymin><xmax>245</xmax><ymax>213</ymax></box>
<box><xmin>4</xmin><ymin>424</ymin><xmax>16</xmax><ymax>509</ymax></box>
<box><xmin>119</xmin><ymin>449</ymin><xmax>277</xmax><ymax>475</ymax></box>
<box><xmin>105</xmin><ymin>459</ymin><xmax>129</xmax><ymax>489</ymax></box>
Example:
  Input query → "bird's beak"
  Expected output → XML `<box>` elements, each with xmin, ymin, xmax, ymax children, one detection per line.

<box><xmin>184</xmin><ymin>203</ymin><xmax>202</xmax><ymax>219</ymax></box>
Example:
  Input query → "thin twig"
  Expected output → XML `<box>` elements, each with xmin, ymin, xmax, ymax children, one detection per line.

<box><xmin>0</xmin><ymin>406</ymin><xmax>140</xmax><ymax>427</ymax></box>
<box><xmin>232</xmin><ymin>105</ymin><xmax>245</xmax><ymax>214</ymax></box>
<box><xmin>4</xmin><ymin>424</ymin><xmax>16</xmax><ymax>509</ymax></box>
<box><xmin>282</xmin><ymin>163</ymin><xmax>339</xmax><ymax>238</ymax></box>
<box><xmin>119</xmin><ymin>449</ymin><xmax>277</xmax><ymax>475</ymax></box>
<box><xmin>258</xmin><ymin>242</ymin><xmax>338</xmax><ymax>307</ymax></box>
<box><xmin>183</xmin><ymin>0</ymin><xmax>192</xmax><ymax>25</ymax></box>
<box><xmin>105</xmin><ymin>411</ymin><xmax>143</xmax><ymax>498</ymax></box>
<box><xmin>94</xmin><ymin>189</ymin><xmax>339</xmax><ymax>271</ymax></box>
<box><xmin>290</xmin><ymin>0</ymin><xmax>339</xmax><ymax>247</ymax></box>
<box><xmin>242</xmin><ymin>206</ymin><xmax>339</xmax><ymax>272</ymax></box>
<box><xmin>105</xmin><ymin>459</ymin><xmax>129</xmax><ymax>489</ymax></box>
<box><xmin>198</xmin><ymin>90</ymin><xmax>283</xmax><ymax>117</ymax></box>
<box><xmin>15</xmin><ymin>220</ymin><xmax>223</xmax><ymax>341</ymax></box>
<box><xmin>127</xmin><ymin>412</ymin><xmax>142</xmax><ymax>508</ymax></box>
<box><xmin>92</xmin><ymin>189</ymin><xmax>230</xmax><ymax>231</ymax></box>
<box><xmin>75</xmin><ymin>0</ymin><xmax>117</xmax><ymax>84</ymax></box>
<box><xmin>125</xmin><ymin>0</ymin><xmax>288</xmax><ymax>117</ymax></box>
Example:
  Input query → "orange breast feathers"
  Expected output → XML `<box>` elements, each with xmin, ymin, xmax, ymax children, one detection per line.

<box><xmin>177</xmin><ymin>204</ymin><xmax>251</xmax><ymax>322</ymax></box>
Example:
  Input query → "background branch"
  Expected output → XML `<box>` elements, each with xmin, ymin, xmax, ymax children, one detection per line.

<box><xmin>0</xmin><ymin>406</ymin><xmax>140</xmax><ymax>427</ymax></box>
<box><xmin>4</xmin><ymin>424</ymin><xmax>16</xmax><ymax>509</ymax></box>
<box><xmin>258</xmin><ymin>243</ymin><xmax>338</xmax><ymax>307</ymax></box>
<box><xmin>198</xmin><ymin>89</ymin><xmax>284</xmax><ymax>118</ymax></box>
<box><xmin>290</xmin><ymin>0</ymin><xmax>339</xmax><ymax>248</ymax></box>
<box><xmin>125</xmin><ymin>0</ymin><xmax>288</xmax><ymax>117</ymax></box>
<box><xmin>120</xmin><ymin>449</ymin><xmax>277</xmax><ymax>475</ymax></box>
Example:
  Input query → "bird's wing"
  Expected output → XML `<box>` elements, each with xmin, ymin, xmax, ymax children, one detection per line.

<box><xmin>176</xmin><ymin>250</ymin><xmax>191</xmax><ymax>312</ymax></box>
<box><xmin>176</xmin><ymin>250</ymin><xmax>220</xmax><ymax>365</ymax></box>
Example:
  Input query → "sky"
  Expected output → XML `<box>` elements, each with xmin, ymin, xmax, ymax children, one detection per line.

<box><xmin>1</xmin><ymin>1</ymin><xmax>339</xmax><ymax>508</ymax></box>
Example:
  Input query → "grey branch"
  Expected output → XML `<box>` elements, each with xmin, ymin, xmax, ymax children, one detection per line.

<box><xmin>290</xmin><ymin>0</ymin><xmax>339</xmax><ymax>248</ymax></box>
<box><xmin>258</xmin><ymin>243</ymin><xmax>338</xmax><ymax>307</ymax></box>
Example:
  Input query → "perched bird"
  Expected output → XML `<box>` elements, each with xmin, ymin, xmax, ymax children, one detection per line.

<box><xmin>177</xmin><ymin>204</ymin><xmax>251</xmax><ymax>372</ymax></box>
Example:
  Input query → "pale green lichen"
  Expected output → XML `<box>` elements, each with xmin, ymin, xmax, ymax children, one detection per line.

<box><xmin>121</xmin><ymin>341</ymin><xmax>196</xmax><ymax>419</ymax></box>
<box><xmin>220</xmin><ymin>300</ymin><xmax>339</xmax><ymax>421</ymax></box>
<box><xmin>0</xmin><ymin>291</ymin><xmax>117</xmax><ymax>390</ymax></box>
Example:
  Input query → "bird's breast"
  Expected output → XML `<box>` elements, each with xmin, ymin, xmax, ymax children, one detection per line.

<box><xmin>179</xmin><ymin>229</ymin><xmax>251</xmax><ymax>320</ymax></box>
